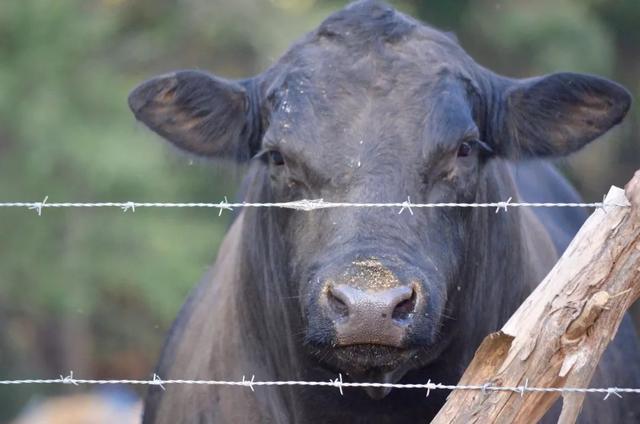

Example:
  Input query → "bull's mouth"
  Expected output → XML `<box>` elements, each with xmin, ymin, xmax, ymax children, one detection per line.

<box><xmin>306</xmin><ymin>332</ymin><xmax>455</xmax><ymax>399</ymax></box>
<box><xmin>332</xmin><ymin>345</ymin><xmax>413</xmax><ymax>372</ymax></box>
<box><xmin>308</xmin><ymin>344</ymin><xmax>419</xmax><ymax>399</ymax></box>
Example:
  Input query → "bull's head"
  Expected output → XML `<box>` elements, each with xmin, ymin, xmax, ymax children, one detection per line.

<box><xmin>129</xmin><ymin>0</ymin><xmax>630</xmax><ymax>399</ymax></box>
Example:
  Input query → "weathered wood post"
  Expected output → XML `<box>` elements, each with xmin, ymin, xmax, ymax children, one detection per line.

<box><xmin>432</xmin><ymin>170</ymin><xmax>640</xmax><ymax>424</ymax></box>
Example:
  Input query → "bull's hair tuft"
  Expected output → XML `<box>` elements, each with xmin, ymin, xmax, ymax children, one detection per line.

<box><xmin>316</xmin><ymin>0</ymin><xmax>416</xmax><ymax>45</ymax></box>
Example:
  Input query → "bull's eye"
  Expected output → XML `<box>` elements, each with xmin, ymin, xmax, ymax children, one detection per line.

<box><xmin>457</xmin><ymin>141</ymin><xmax>473</xmax><ymax>158</ymax></box>
<box><xmin>269</xmin><ymin>150</ymin><xmax>285</xmax><ymax>166</ymax></box>
<box><xmin>458</xmin><ymin>139</ymin><xmax>494</xmax><ymax>159</ymax></box>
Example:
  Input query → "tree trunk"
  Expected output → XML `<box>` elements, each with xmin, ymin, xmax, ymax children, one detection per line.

<box><xmin>432</xmin><ymin>170</ymin><xmax>640</xmax><ymax>424</ymax></box>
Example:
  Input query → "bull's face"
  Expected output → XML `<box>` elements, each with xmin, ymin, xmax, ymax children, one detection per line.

<box><xmin>262</xmin><ymin>38</ymin><xmax>492</xmax><ymax>394</ymax></box>
<box><xmin>129</xmin><ymin>0</ymin><xmax>630</xmax><ymax>399</ymax></box>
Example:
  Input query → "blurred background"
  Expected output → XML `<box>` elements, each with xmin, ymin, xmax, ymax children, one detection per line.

<box><xmin>0</xmin><ymin>0</ymin><xmax>638</xmax><ymax>421</ymax></box>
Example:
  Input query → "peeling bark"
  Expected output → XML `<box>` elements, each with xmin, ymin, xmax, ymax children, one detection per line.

<box><xmin>432</xmin><ymin>170</ymin><xmax>640</xmax><ymax>424</ymax></box>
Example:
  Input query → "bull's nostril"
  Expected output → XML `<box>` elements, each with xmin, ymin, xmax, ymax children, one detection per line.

<box><xmin>392</xmin><ymin>289</ymin><xmax>416</xmax><ymax>322</ymax></box>
<box><xmin>327</xmin><ymin>286</ymin><xmax>349</xmax><ymax>319</ymax></box>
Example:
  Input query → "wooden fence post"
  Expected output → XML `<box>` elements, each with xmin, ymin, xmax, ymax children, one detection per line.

<box><xmin>432</xmin><ymin>170</ymin><xmax>640</xmax><ymax>424</ymax></box>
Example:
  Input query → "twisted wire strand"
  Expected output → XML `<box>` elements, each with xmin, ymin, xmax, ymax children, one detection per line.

<box><xmin>0</xmin><ymin>375</ymin><xmax>633</xmax><ymax>399</ymax></box>
<box><xmin>0</xmin><ymin>194</ymin><xmax>631</xmax><ymax>400</ymax></box>
<box><xmin>0</xmin><ymin>198</ymin><xmax>625</xmax><ymax>215</ymax></box>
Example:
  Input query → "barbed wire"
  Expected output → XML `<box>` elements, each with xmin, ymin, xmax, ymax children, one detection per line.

<box><xmin>0</xmin><ymin>192</ymin><xmax>632</xmax><ymax>402</ymax></box>
<box><xmin>0</xmin><ymin>194</ymin><xmax>629</xmax><ymax>216</ymax></box>
<box><xmin>0</xmin><ymin>372</ymin><xmax>633</xmax><ymax>400</ymax></box>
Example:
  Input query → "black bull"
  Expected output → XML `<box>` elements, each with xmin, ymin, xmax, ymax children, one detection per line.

<box><xmin>128</xmin><ymin>1</ymin><xmax>640</xmax><ymax>422</ymax></box>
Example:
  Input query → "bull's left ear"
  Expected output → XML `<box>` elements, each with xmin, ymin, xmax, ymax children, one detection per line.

<box><xmin>496</xmin><ymin>72</ymin><xmax>631</xmax><ymax>158</ymax></box>
<box><xmin>128</xmin><ymin>70</ymin><xmax>260</xmax><ymax>160</ymax></box>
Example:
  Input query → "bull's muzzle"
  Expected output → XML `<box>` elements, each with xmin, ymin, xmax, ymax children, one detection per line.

<box><xmin>318</xmin><ymin>258</ymin><xmax>425</xmax><ymax>347</ymax></box>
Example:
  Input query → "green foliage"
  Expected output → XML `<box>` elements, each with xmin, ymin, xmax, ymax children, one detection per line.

<box><xmin>0</xmin><ymin>1</ymin><xmax>239</xmax><ymax>419</ymax></box>
<box><xmin>0</xmin><ymin>0</ymin><xmax>638</xmax><ymax>420</ymax></box>
<box><xmin>464</xmin><ymin>0</ymin><xmax>614</xmax><ymax>75</ymax></box>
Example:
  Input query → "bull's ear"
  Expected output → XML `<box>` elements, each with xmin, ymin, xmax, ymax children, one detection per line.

<box><xmin>128</xmin><ymin>70</ymin><xmax>260</xmax><ymax>160</ymax></box>
<box><xmin>496</xmin><ymin>72</ymin><xmax>631</xmax><ymax>158</ymax></box>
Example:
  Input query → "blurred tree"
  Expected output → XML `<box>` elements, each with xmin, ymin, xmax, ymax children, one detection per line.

<box><xmin>0</xmin><ymin>0</ymin><xmax>637</xmax><ymax>420</ymax></box>
<box><xmin>0</xmin><ymin>1</ymin><xmax>237</xmax><ymax>419</ymax></box>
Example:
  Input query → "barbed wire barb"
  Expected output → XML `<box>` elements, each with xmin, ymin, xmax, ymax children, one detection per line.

<box><xmin>495</xmin><ymin>197</ymin><xmax>512</xmax><ymax>213</ymax></box>
<box><xmin>604</xmin><ymin>387</ymin><xmax>623</xmax><ymax>400</ymax></box>
<box><xmin>482</xmin><ymin>382</ymin><xmax>492</xmax><ymax>395</ymax></box>
<box><xmin>152</xmin><ymin>373</ymin><xmax>166</xmax><ymax>391</ymax></box>
<box><xmin>218</xmin><ymin>196</ymin><xmax>233</xmax><ymax>216</ymax></box>
<box><xmin>333</xmin><ymin>373</ymin><xmax>344</xmax><ymax>395</ymax></box>
<box><xmin>242</xmin><ymin>375</ymin><xmax>255</xmax><ymax>392</ymax></box>
<box><xmin>398</xmin><ymin>196</ymin><xmax>414</xmax><ymax>215</ymax></box>
<box><xmin>519</xmin><ymin>378</ymin><xmax>529</xmax><ymax>397</ymax></box>
<box><xmin>28</xmin><ymin>195</ymin><xmax>48</xmax><ymax>216</ymax></box>
<box><xmin>121</xmin><ymin>201</ymin><xmax>136</xmax><ymax>213</ymax></box>
<box><xmin>60</xmin><ymin>371</ymin><xmax>78</xmax><ymax>386</ymax></box>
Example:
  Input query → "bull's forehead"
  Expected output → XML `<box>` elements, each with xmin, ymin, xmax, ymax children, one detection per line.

<box><xmin>263</xmin><ymin>44</ymin><xmax>476</xmax><ymax>164</ymax></box>
<box><xmin>274</xmin><ymin>1</ymin><xmax>472</xmax><ymax>86</ymax></box>
<box><xmin>260</xmin><ymin>2</ymin><xmax>480</xmax><ymax>181</ymax></box>
<box><xmin>273</xmin><ymin>10</ymin><xmax>472</xmax><ymax>92</ymax></box>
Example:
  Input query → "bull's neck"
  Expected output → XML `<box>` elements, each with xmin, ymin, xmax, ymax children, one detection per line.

<box><xmin>447</xmin><ymin>160</ymin><xmax>537</xmax><ymax>363</ymax></box>
<box><xmin>229</xmin><ymin>161</ymin><xmax>542</xmax><ymax>422</ymax></box>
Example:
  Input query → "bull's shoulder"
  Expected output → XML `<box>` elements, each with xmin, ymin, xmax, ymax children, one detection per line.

<box><xmin>143</xmin><ymin>214</ymin><xmax>249</xmax><ymax>423</ymax></box>
<box><xmin>511</xmin><ymin>161</ymin><xmax>587</xmax><ymax>255</ymax></box>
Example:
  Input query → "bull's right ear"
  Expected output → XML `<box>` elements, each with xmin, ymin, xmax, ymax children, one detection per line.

<box><xmin>128</xmin><ymin>70</ymin><xmax>260</xmax><ymax>160</ymax></box>
<box><xmin>493</xmin><ymin>72</ymin><xmax>631</xmax><ymax>159</ymax></box>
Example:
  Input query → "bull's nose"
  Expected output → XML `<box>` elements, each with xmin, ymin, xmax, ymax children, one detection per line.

<box><xmin>324</xmin><ymin>283</ymin><xmax>419</xmax><ymax>347</ymax></box>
